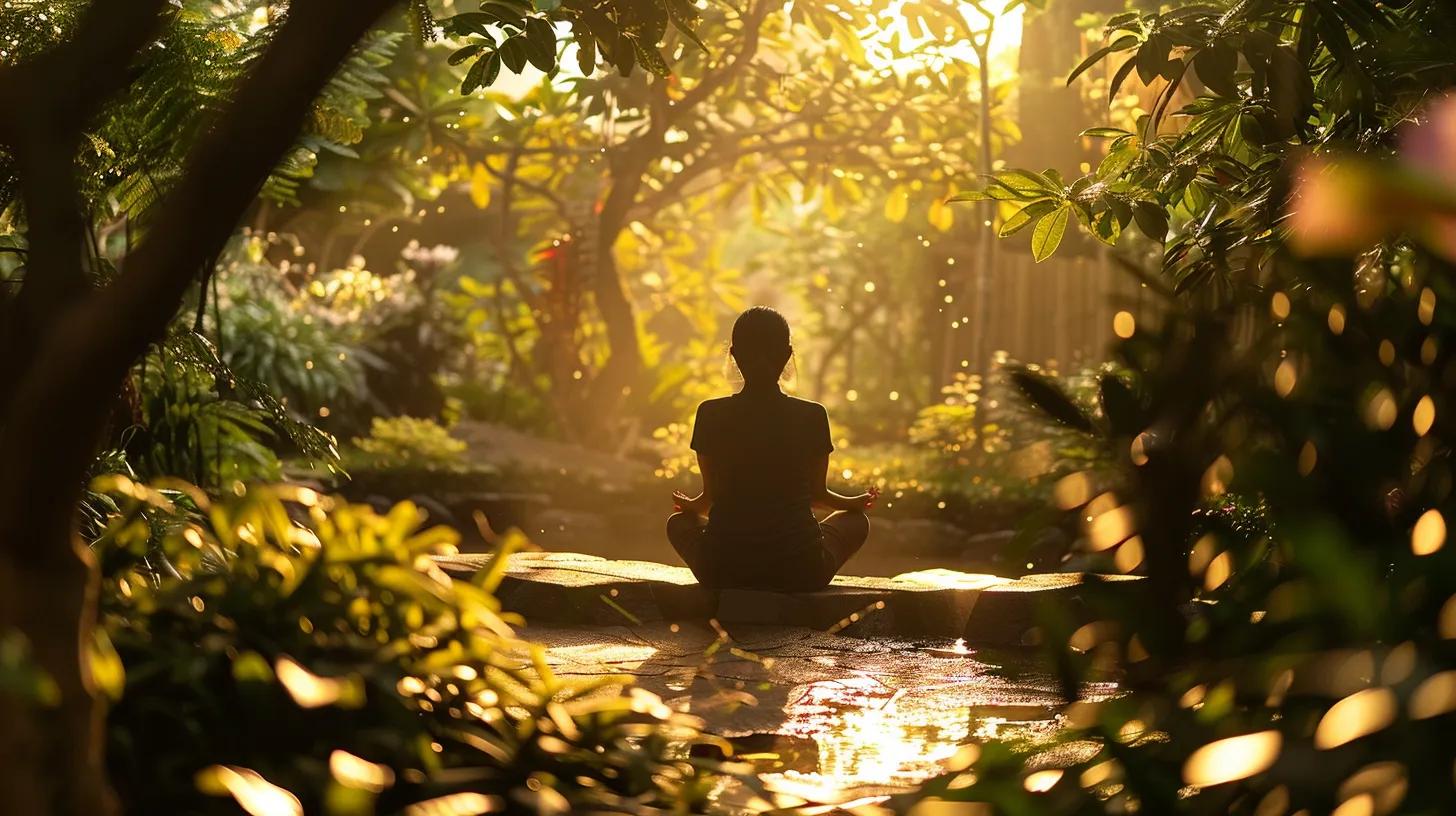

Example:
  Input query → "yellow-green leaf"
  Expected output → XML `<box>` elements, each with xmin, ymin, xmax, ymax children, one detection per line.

<box><xmin>469</xmin><ymin>163</ymin><xmax>492</xmax><ymax>209</ymax></box>
<box><xmin>822</xmin><ymin>185</ymin><xmax>842</xmax><ymax>221</ymax></box>
<box><xmin>928</xmin><ymin>197</ymin><xmax>953</xmax><ymax>232</ymax></box>
<box><xmin>1032</xmin><ymin>204</ymin><xmax>1071</xmax><ymax>263</ymax></box>
<box><xmin>885</xmin><ymin>185</ymin><xmax>910</xmax><ymax>223</ymax></box>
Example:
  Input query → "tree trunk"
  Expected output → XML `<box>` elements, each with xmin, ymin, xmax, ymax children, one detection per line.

<box><xmin>0</xmin><ymin>538</ymin><xmax>111</xmax><ymax>815</ymax></box>
<box><xmin>0</xmin><ymin>2</ymin><xmax>402</xmax><ymax>812</ymax></box>
<box><xmin>587</xmin><ymin>247</ymin><xmax>643</xmax><ymax>416</ymax></box>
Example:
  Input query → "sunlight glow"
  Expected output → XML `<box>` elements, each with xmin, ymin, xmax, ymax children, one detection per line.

<box><xmin>862</xmin><ymin>0</ymin><xmax>1024</xmax><ymax>81</ymax></box>
<box><xmin>1316</xmin><ymin>688</ymin><xmax>1398</xmax><ymax>749</ymax></box>
<box><xmin>198</xmin><ymin>766</ymin><xmax>303</xmax><ymax>816</ymax></box>
<box><xmin>1182</xmin><ymin>731</ymin><xmax>1281</xmax><ymax>787</ymax></box>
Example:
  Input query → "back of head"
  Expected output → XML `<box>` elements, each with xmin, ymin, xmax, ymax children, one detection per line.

<box><xmin>731</xmin><ymin>306</ymin><xmax>792</xmax><ymax>384</ymax></box>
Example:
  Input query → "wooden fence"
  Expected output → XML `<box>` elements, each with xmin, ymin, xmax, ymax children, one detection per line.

<box><xmin>968</xmin><ymin>248</ymin><xmax>1155</xmax><ymax>372</ymax></box>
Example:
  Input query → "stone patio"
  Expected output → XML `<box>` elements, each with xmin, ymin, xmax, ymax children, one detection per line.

<box><xmin>435</xmin><ymin>551</ymin><xmax>1143</xmax><ymax>645</ymax></box>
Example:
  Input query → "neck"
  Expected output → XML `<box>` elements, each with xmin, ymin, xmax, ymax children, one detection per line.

<box><xmin>740</xmin><ymin>379</ymin><xmax>781</xmax><ymax>394</ymax></box>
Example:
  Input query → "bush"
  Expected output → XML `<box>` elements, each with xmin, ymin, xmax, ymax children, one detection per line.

<box><xmin>91</xmin><ymin>477</ymin><xmax>735</xmax><ymax>815</ymax></box>
<box><xmin>346</xmin><ymin>417</ymin><xmax>467</xmax><ymax>472</ymax></box>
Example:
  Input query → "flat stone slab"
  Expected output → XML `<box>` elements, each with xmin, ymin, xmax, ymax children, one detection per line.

<box><xmin>436</xmin><ymin>551</ymin><xmax>1141</xmax><ymax>644</ymax></box>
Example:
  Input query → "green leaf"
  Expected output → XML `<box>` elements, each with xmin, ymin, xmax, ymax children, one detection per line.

<box><xmin>1067</xmin><ymin>35</ymin><xmax>1138</xmax><ymax>85</ymax></box>
<box><xmin>1081</xmin><ymin>127</ymin><xmax>1131</xmax><ymax>139</ymax></box>
<box><xmin>1109</xmin><ymin>56</ymin><xmax>1138</xmax><ymax>104</ymax></box>
<box><xmin>1136</xmin><ymin>34</ymin><xmax>1170</xmax><ymax>85</ymax></box>
<box><xmin>461</xmin><ymin>53</ymin><xmax>489</xmax><ymax>93</ymax></box>
<box><xmin>575</xmin><ymin>33</ymin><xmax>596</xmax><ymax>77</ymax></box>
<box><xmin>1031</xmin><ymin>204</ymin><xmax>1071</xmax><ymax>262</ymax></box>
<box><xmin>632</xmin><ymin>39</ymin><xmax>670</xmax><ymax>76</ymax></box>
<box><xmin>480</xmin><ymin>1</ymin><xmax>526</xmax><ymax>24</ymax></box>
<box><xmin>1091</xmin><ymin>209</ymin><xmax>1122</xmax><ymax>245</ymax></box>
<box><xmin>1098</xmin><ymin>144</ymin><xmax>1138</xmax><ymax>179</ymax></box>
<box><xmin>1099</xmin><ymin>374</ymin><xmax>1141</xmax><ymax>437</ymax></box>
<box><xmin>448</xmin><ymin>42</ymin><xmax>487</xmax><ymax>66</ymax></box>
<box><xmin>1133</xmin><ymin>201</ymin><xmax>1168</xmax><ymax>242</ymax></box>
<box><xmin>523</xmin><ymin>18</ymin><xmax>556</xmax><ymax>72</ymax></box>
<box><xmin>947</xmin><ymin>189</ymin><xmax>992</xmax><ymax>203</ymax></box>
<box><xmin>999</xmin><ymin>200</ymin><xmax>1057</xmax><ymax>237</ymax></box>
<box><xmin>1193</xmin><ymin>44</ymin><xmax>1238</xmax><ymax>97</ymax></box>
<box><xmin>1009</xmin><ymin>368</ymin><xmax>1096</xmax><ymax>433</ymax></box>
<box><xmin>997</xmin><ymin>169</ymin><xmax>1059</xmax><ymax>194</ymax></box>
<box><xmin>500</xmin><ymin>37</ymin><xmax>528</xmax><ymax>72</ymax></box>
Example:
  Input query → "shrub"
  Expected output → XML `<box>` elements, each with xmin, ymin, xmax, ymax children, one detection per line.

<box><xmin>91</xmin><ymin>477</ymin><xmax>734</xmax><ymax>814</ymax></box>
<box><xmin>346</xmin><ymin>417</ymin><xmax>468</xmax><ymax>472</ymax></box>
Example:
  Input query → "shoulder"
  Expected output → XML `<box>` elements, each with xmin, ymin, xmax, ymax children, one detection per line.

<box><xmin>785</xmin><ymin>396</ymin><xmax>830</xmax><ymax>419</ymax></box>
<box><xmin>694</xmin><ymin>396</ymin><xmax>735</xmax><ymax>420</ymax></box>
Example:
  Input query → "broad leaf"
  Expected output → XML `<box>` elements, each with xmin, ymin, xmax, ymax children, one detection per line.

<box><xmin>1031</xmin><ymin>204</ymin><xmax>1071</xmax><ymax>262</ymax></box>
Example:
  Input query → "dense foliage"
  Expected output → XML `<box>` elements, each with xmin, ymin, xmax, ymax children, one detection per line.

<box><xmin>961</xmin><ymin>0</ymin><xmax>1456</xmax><ymax>292</ymax></box>
<box><xmin>888</xmin><ymin>1</ymin><xmax>1456</xmax><ymax>811</ymax></box>
<box><xmin>93</xmin><ymin>477</ymin><xmax>738</xmax><ymax>814</ymax></box>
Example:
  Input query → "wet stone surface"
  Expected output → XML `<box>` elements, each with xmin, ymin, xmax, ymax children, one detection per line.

<box><xmin>440</xmin><ymin>553</ymin><xmax>1133</xmax><ymax>791</ymax></box>
<box><xmin>519</xmin><ymin>620</ymin><xmax>1118</xmax><ymax>792</ymax></box>
<box><xmin>435</xmin><ymin>551</ymin><xmax>1143</xmax><ymax>645</ymax></box>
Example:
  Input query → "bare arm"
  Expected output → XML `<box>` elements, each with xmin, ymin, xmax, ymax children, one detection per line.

<box><xmin>811</xmin><ymin>455</ymin><xmax>878</xmax><ymax>512</ymax></box>
<box><xmin>672</xmin><ymin>453</ymin><xmax>716</xmax><ymax>516</ymax></box>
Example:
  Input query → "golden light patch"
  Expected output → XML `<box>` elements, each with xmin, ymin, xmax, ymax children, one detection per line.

<box><xmin>1440</xmin><ymin>595</ymin><xmax>1456</xmax><ymax>638</ymax></box>
<box><xmin>1275</xmin><ymin>359</ymin><xmax>1297</xmax><ymax>397</ymax></box>
<box><xmin>1271</xmin><ymin>291</ymin><xmax>1292</xmax><ymax>320</ymax></box>
<box><xmin>1298</xmin><ymin>440</ymin><xmax>1318</xmax><ymax>475</ymax></box>
<box><xmin>1414</xmin><ymin>396</ymin><xmax>1436</xmax><ymax>436</ymax></box>
<box><xmin>1411</xmin><ymin>509</ymin><xmax>1446</xmax><ymax>556</ymax></box>
<box><xmin>1315</xmin><ymin>688</ymin><xmax>1397</xmax><ymax>749</ymax></box>
<box><xmin>1364</xmin><ymin>388</ymin><xmax>1397</xmax><ymax>430</ymax></box>
<box><xmin>1202</xmin><ymin>456</ymin><xmax>1234</xmax><ymax>496</ymax></box>
<box><xmin>1023</xmin><ymin>769</ymin><xmax>1063</xmax><ymax>793</ymax></box>
<box><xmin>1338</xmin><ymin>760</ymin><xmax>1407</xmax><ymax>816</ymax></box>
<box><xmin>1113</xmin><ymin>311</ymin><xmax>1136</xmax><ymax>339</ymax></box>
<box><xmin>1409</xmin><ymin>671</ymin><xmax>1456</xmax><ymax>720</ymax></box>
<box><xmin>1204</xmin><ymin>551</ymin><xmax>1233</xmax><ymax>591</ymax></box>
<box><xmin>1115</xmin><ymin>536</ymin><xmax>1145</xmax><ymax>572</ymax></box>
<box><xmin>330</xmin><ymin>750</ymin><xmax>395</xmax><ymax>793</ymax></box>
<box><xmin>1182</xmin><ymin>731</ymin><xmax>1281</xmax><ymax>787</ymax></box>
<box><xmin>1088</xmin><ymin>505</ymin><xmax>1136</xmax><ymax>551</ymax></box>
<box><xmin>1053</xmin><ymin>472</ymin><xmax>1094</xmax><ymax>510</ymax></box>
<box><xmin>196</xmin><ymin>766</ymin><xmax>302</xmax><ymax>816</ymax></box>
<box><xmin>275</xmin><ymin>657</ymin><xmax>344</xmax><ymax>708</ymax></box>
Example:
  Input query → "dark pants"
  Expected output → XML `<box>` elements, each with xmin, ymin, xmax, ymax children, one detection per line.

<box><xmin>666</xmin><ymin>510</ymin><xmax>870</xmax><ymax>590</ymax></box>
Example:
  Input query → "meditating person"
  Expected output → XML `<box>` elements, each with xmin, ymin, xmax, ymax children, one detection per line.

<box><xmin>667</xmin><ymin>306</ymin><xmax>878</xmax><ymax>591</ymax></box>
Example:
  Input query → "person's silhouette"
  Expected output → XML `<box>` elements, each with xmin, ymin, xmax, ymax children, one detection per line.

<box><xmin>667</xmin><ymin>306</ymin><xmax>877</xmax><ymax>591</ymax></box>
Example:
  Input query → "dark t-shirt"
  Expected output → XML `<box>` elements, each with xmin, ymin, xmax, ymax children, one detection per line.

<box><xmin>688</xmin><ymin>385</ymin><xmax>834</xmax><ymax>586</ymax></box>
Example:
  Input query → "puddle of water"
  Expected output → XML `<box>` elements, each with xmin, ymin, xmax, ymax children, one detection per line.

<box><xmin>526</xmin><ymin>625</ymin><xmax>1117</xmax><ymax>795</ymax></box>
<box><xmin>759</xmin><ymin>668</ymin><xmax>1081</xmax><ymax>791</ymax></box>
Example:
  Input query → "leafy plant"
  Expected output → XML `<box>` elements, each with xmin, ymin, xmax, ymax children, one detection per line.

<box><xmin>896</xmin><ymin>97</ymin><xmax>1456</xmax><ymax>816</ymax></box>
<box><xmin>443</xmin><ymin>0</ymin><xmax>702</xmax><ymax>92</ymax></box>
<box><xmin>346</xmin><ymin>416</ymin><xmax>467</xmax><ymax>472</ymax></box>
<box><xmin>93</xmin><ymin>476</ymin><xmax>739</xmax><ymax>815</ymax></box>
<box><xmin>212</xmin><ymin>259</ymin><xmax>387</xmax><ymax>430</ymax></box>
<box><xmin>954</xmin><ymin>0</ymin><xmax>1456</xmax><ymax>291</ymax></box>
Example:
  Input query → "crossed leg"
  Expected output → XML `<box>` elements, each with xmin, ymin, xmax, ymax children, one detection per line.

<box><xmin>666</xmin><ymin>511</ymin><xmax>710</xmax><ymax>576</ymax></box>
<box><xmin>819</xmin><ymin>509</ymin><xmax>870</xmax><ymax>573</ymax></box>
